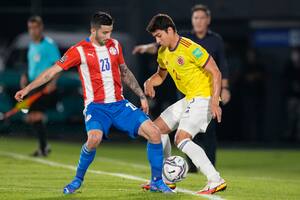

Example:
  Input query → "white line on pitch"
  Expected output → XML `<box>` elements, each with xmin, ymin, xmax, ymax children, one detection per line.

<box><xmin>0</xmin><ymin>151</ymin><xmax>225</xmax><ymax>200</ymax></box>
<box><xmin>96</xmin><ymin>157</ymin><xmax>149</xmax><ymax>170</ymax></box>
<box><xmin>97</xmin><ymin>156</ymin><xmax>300</xmax><ymax>183</ymax></box>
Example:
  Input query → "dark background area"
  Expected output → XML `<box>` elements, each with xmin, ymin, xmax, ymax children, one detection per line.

<box><xmin>0</xmin><ymin>0</ymin><xmax>300</xmax><ymax>146</ymax></box>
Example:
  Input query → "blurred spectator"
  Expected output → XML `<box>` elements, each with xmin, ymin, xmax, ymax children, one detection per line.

<box><xmin>21</xmin><ymin>16</ymin><xmax>60</xmax><ymax>157</ymax></box>
<box><xmin>241</xmin><ymin>48</ymin><xmax>266</xmax><ymax>140</ymax></box>
<box><xmin>283</xmin><ymin>47</ymin><xmax>300</xmax><ymax>142</ymax></box>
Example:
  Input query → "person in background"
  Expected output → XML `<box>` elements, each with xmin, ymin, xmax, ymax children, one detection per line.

<box><xmin>283</xmin><ymin>47</ymin><xmax>300</xmax><ymax>142</ymax></box>
<box><xmin>20</xmin><ymin>16</ymin><xmax>60</xmax><ymax>157</ymax></box>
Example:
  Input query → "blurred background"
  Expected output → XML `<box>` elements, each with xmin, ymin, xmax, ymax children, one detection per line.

<box><xmin>0</xmin><ymin>0</ymin><xmax>300</xmax><ymax>146</ymax></box>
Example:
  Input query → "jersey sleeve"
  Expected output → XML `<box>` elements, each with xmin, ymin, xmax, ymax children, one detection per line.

<box><xmin>189</xmin><ymin>43</ymin><xmax>210</xmax><ymax>68</ymax></box>
<box><xmin>117</xmin><ymin>42</ymin><xmax>125</xmax><ymax>65</ymax></box>
<box><xmin>56</xmin><ymin>46</ymin><xmax>81</xmax><ymax>70</ymax></box>
<box><xmin>157</xmin><ymin>46</ymin><xmax>167</xmax><ymax>70</ymax></box>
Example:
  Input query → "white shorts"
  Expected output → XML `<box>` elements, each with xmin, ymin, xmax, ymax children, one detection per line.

<box><xmin>160</xmin><ymin>97</ymin><xmax>212</xmax><ymax>138</ymax></box>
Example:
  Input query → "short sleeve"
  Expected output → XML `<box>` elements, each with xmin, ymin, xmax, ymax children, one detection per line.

<box><xmin>190</xmin><ymin>43</ymin><xmax>210</xmax><ymax>68</ymax></box>
<box><xmin>56</xmin><ymin>46</ymin><xmax>81</xmax><ymax>70</ymax></box>
<box><xmin>117</xmin><ymin>42</ymin><xmax>125</xmax><ymax>65</ymax></box>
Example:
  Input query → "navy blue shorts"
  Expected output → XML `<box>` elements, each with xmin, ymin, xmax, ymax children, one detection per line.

<box><xmin>83</xmin><ymin>100</ymin><xmax>149</xmax><ymax>138</ymax></box>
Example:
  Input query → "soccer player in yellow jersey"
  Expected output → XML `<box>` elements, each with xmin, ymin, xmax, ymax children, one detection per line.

<box><xmin>143</xmin><ymin>14</ymin><xmax>227</xmax><ymax>195</ymax></box>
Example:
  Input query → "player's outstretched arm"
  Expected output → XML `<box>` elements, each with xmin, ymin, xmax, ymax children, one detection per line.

<box><xmin>204</xmin><ymin>57</ymin><xmax>222</xmax><ymax>123</ymax></box>
<box><xmin>119</xmin><ymin>63</ymin><xmax>149</xmax><ymax>114</ymax></box>
<box><xmin>15</xmin><ymin>64</ymin><xmax>63</xmax><ymax>102</ymax></box>
<box><xmin>132</xmin><ymin>43</ymin><xmax>158</xmax><ymax>55</ymax></box>
<box><xmin>144</xmin><ymin>66</ymin><xmax>168</xmax><ymax>98</ymax></box>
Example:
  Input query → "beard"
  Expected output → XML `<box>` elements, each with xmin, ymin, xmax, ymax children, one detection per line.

<box><xmin>95</xmin><ymin>32</ymin><xmax>106</xmax><ymax>46</ymax></box>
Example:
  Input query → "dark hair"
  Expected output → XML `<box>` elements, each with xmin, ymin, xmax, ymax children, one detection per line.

<box><xmin>28</xmin><ymin>15</ymin><xmax>43</xmax><ymax>25</ymax></box>
<box><xmin>146</xmin><ymin>14</ymin><xmax>176</xmax><ymax>33</ymax></box>
<box><xmin>91</xmin><ymin>11</ymin><xmax>113</xmax><ymax>28</ymax></box>
<box><xmin>191</xmin><ymin>4</ymin><xmax>211</xmax><ymax>16</ymax></box>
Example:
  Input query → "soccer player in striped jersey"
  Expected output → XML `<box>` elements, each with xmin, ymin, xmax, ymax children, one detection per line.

<box><xmin>143</xmin><ymin>14</ymin><xmax>227</xmax><ymax>194</ymax></box>
<box><xmin>15</xmin><ymin>11</ymin><xmax>173</xmax><ymax>194</ymax></box>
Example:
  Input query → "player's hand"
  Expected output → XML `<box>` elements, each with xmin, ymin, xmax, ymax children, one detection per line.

<box><xmin>132</xmin><ymin>44</ymin><xmax>149</xmax><ymax>54</ymax></box>
<box><xmin>132</xmin><ymin>44</ymin><xmax>157</xmax><ymax>55</ymax></box>
<box><xmin>144</xmin><ymin>80</ymin><xmax>155</xmax><ymax>98</ymax></box>
<box><xmin>210</xmin><ymin>99</ymin><xmax>222</xmax><ymax>123</ymax></box>
<box><xmin>15</xmin><ymin>88</ymin><xmax>29</xmax><ymax>102</ymax></box>
<box><xmin>221</xmin><ymin>88</ymin><xmax>231</xmax><ymax>105</ymax></box>
<box><xmin>140</xmin><ymin>97</ymin><xmax>149</xmax><ymax>114</ymax></box>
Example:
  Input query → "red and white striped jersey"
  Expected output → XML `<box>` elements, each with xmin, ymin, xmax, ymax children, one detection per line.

<box><xmin>56</xmin><ymin>38</ymin><xmax>125</xmax><ymax>106</ymax></box>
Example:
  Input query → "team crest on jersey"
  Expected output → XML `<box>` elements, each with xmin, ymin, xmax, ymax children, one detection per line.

<box><xmin>177</xmin><ymin>56</ymin><xmax>185</xmax><ymax>65</ymax></box>
<box><xmin>109</xmin><ymin>47</ymin><xmax>117</xmax><ymax>55</ymax></box>
<box><xmin>59</xmin><ymin>55</ymin><xmax>67</xmax><ymax>63</ymax></box>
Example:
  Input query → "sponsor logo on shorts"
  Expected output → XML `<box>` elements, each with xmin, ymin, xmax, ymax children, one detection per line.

<box><xmin>85</xmin><ymin>114</ymin><xmax>92</xmax><ymax>122</ymax></box>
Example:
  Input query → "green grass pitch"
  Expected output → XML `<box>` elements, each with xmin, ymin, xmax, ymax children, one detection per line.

<box><xmin>0</xmin><ymin>137</ymin><xmax>299</xmax><ymax>200</ymax></box>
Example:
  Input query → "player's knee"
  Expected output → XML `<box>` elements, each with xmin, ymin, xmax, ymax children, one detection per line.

<box><xmin>148</xmin><ymin>126</ymin><xmax>161</xmax><ymax>143</ymax></box>
<box><xmin>87</xmin><ymin>137</ymin><xmax>100</xmax><ymax>149</ymax></box>
<box><xmin>153</xmin><ymin>117</ymin><xmax>170</xmax><ymax>135</ymax></box>
<box><xmin>174</xmin><ymin>131</ymin><xmax>192</xmax><ymax>146</ymax></box>
<box><xmin>87</xmin><ymin>131</ymin><xmax>102</xmax><ymax>149</ymax></box>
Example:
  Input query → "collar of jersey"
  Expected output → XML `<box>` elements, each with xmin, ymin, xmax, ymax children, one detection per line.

<box><xmin>169</xmin><ymin>36</ymin><xmax>181</xmax><ymax>52</ymax></box>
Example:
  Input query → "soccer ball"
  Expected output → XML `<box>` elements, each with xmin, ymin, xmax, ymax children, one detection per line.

<box><xmin>162</xmin><ymin>156</ymin><xmax>189</xmax><ymax>183</ymax></box>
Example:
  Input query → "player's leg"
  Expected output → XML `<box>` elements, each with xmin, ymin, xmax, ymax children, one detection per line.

<box><xmin>155</xmin><ymin>98</ymin><xmax>186</xmax><ymax>159</ymax></box>
<box><xmin>175</xmin><ymin>97</ymin><xmax>226</xmax><ymax>194</ymax></box>
<box><xmin>201</xmin><ymin>120</ymin><xmax>217</xmax><ymax>166</ymax></box>
<box><xmin>175</xmin><ymin>130</ymin><xmax>219</xmax><ymax>180</ymax></box>
<box><xmin>175</xmin><ymin>130</ymin><xmax>225</xmax><ymax>194</ymax></box>
<box><xmin>138</xmin><ymin>120</ymin><xmax>174</xmax><ymax>193</ymax></box>
<box><xmin>76</xmin><ymin>130</ymin><xmax>102</xmax><ymax>179</ymax></box>
<box><xmin>153</xmin><ymin>117</ymin><xmax>172</xmax><ymax>158</ymax></box>
<box><xmin>140</xmin><ymin>99</ymin><xmax>185</xmax><ymax>191</ymax></box>
<box><xmin>63</xmin><ymin>129</ymin><xmax>103</xmax><ymax>194</ymax></box>
<box><xmin>64</xmin><ymin>103</ymin><xmax>111</xmax><ymax>194</ymax></box>
<box><xmin>112</xmin><ymin>100</ymin><xmax>174</xmax><ymax>193</ymax></box>
<box><xmin>140</xmin><ymin>117</ymin><xmax>176</xmax><ymax>191</ymax></box>
<box><xmin>186</xmin><ymin>120</ymin><xmax>217</xmax><ymax>172</ymax></box>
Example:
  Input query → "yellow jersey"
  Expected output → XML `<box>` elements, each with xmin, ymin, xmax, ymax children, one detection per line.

<box><xmin>157</xmin><ymin>37</ymin><xmax>212</xmax><ymax>99</ymax></box>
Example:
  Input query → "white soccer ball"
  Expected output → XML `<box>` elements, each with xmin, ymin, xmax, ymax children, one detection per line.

<box><xmin>162</xmin><ymin>156</ymin><xmax>189</xmax><ymax>183</ymax></box>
